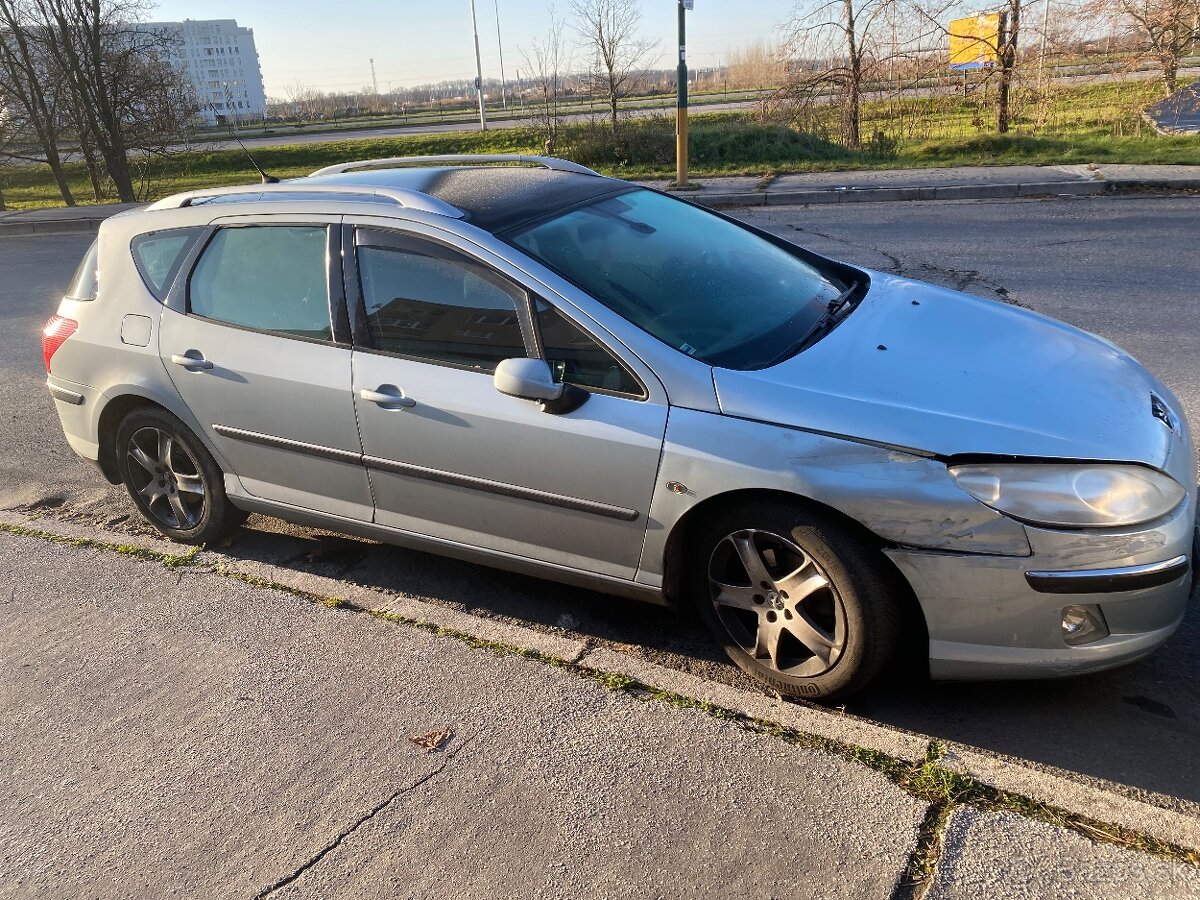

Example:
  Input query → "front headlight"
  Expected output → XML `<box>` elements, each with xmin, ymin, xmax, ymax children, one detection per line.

<box><xmin>948</xmin><ymin>463</ymin><xmax>1185</xmax><ymax>528</ymax></box>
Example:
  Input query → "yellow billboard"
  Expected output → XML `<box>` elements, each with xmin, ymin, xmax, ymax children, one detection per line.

<box><xmin>949</xmin><ymin>13</ymin><xmax>1001</xmax><ymax>70</ymax></box>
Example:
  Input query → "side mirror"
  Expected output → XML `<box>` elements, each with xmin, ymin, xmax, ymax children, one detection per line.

<box><xmin>494</xmin><ymin>357</ymin><xmax>563</xmax><ymax>401</ymax></box>
<box><xmin>494</xmin><ymin>357</ymin><xmax>589</xmax><ymax>415</ymax></box>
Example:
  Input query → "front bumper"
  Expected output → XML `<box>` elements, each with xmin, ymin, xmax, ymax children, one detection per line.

<box><xmin>885</xmin><ymin>496</ymin><xmax>1195</xmax><ymax>681</ymax></box>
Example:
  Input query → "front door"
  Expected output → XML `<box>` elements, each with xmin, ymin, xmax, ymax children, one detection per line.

<box><xmin>347</xmin><ymin>226</ymin><xmax>668</xmax><ymax>579</ymax></box>
<box><xmin>159</xmin><ymin>218</ymin><xmax>373</xmax><ymax>520</ymax></box>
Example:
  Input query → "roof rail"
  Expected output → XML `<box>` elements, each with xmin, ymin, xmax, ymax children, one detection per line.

<box><xmin>144</xmin><ymin>182</ymin><xmax>464</xmax><ymax>218</ymax></box>
<box><xmin>308</xmin><ymin>154</ymin><xmax>602</xmax><ymax>178</ymax></box>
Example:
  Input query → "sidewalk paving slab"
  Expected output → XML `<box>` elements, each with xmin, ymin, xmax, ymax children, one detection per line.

<box><xmin>929</xmin><ymin>808</ymin><xmax>1200</xmax><ymax>900</ymax></box>
<box><xmin>0</xmin><ymin>531</ymin><xmax>926</xmax><ymax>898</ymax></box>
<box><xmin>942</xmin><ymin>745</ymin><xmax>1200</xmax><ymax>852</ymax></box>
<box><xmin>768</xmin><ymin>164</ymin><xmax>1092</xmax><ymax>191</ymax></box>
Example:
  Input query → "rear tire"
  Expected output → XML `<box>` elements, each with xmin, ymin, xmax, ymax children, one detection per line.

<box><xmin>115</xmin><ymin>407</ymin><xmax>246</xmax><ymax>545</ymax></box>
<box><xmin>689</xmin><ymin>500</ymin><xmax>900</xmax><ymax>702</ymax></box>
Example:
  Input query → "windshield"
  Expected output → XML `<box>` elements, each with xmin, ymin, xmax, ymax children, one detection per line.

<box><xmin>509</xmin><ymin>189</ymin><xmax>845</xmax><ymax>369</ymax></box>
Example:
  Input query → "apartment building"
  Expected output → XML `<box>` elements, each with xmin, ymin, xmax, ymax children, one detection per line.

<box><xmin>146</xmin><ymin>18</ymin><xmax>267</xmax><ymax>125</ymax></box>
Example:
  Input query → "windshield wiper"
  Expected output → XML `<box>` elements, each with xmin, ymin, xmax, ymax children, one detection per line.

<box><xmin>765</xmin><ymin>280</ymin><xmax>861</xmax><ymax>367</ymax></box>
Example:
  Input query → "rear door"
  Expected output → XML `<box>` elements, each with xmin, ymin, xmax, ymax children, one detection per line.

<box><xmin>159</xmin><ymin>216</ymin><xmax>373</xmax><ymax>520</ymax></box>
<box><xmin>346</xmin><ymin>223</ymin><xmax>669</xmax><ymax>579</ymax></box>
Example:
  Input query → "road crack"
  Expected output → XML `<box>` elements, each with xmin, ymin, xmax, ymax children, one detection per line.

<box><xmin>779</xmin><ymin>223</ymin><xmax>1028</xmax><ymax>307</ymax></box>
<box><xmin>252</xmin><ymin>732</ymin><xmax>478</xmax><ymax>898</ymax></box>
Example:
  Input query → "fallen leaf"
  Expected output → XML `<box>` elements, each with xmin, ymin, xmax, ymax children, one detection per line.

<box><xmin>409</xmin><ymin>726</ymin><xmax>453</xmax><ymax>753</ymax></box>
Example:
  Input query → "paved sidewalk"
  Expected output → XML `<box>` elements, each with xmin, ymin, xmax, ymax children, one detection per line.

<box><xmin>3</xmin><ymin>523</ymin><xmax>1199</xmax><ymax>898</ymax></box>
<box><xmin>638</xmin><ymin>163</ymin><xmax>1200</xmax><ymax>207</ymax></box>
<box><xmin>2</xmin><ymin>163</ymin><xmax>1199</xmax><ymax>235</ymax></box>
<box><xmin>0</xmin><ymin>531</ymin><xmax>925</xmax><ymax>898</ymax></box>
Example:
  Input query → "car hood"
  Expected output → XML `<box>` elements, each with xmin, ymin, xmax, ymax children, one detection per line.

<box><xmin>713</xmin><ymin>271</ymin><xmax>1184</xmax><ymax>469</ymax></box>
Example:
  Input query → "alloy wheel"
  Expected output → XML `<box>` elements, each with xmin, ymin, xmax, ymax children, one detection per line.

<box><xmin>125</xmin><ymin>426</ymin><xmax>206</xmax><ymax>530</ymax></box>
<box><xmin>707</xmin><ymin>528</ymin><xmax>847</xmax><ymax>679</ymax></box>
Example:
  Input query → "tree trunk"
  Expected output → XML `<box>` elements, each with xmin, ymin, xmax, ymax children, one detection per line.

<box><xmin>997</xmin><ymin>3</ymin><xmax>1020</xmax><ymax>134</ymax></box>
<box><xmin>1160</xmin><ymin>54</ymin><xmax>1178</xmax><ymax>95</ymax></box>
<box><xmin>44</xmin><ymin>145</ymin><xmax>76</xmax><ymax>207</ymax></box>
<box><xmin>843</xmin><ymin>0</ymin><xmax>861</xmax><ymax>149</ymax></box>
<box><xmin>79</xmin><ymin>131</ymin><xmax>105</xmax><ymax>201</ymax></box>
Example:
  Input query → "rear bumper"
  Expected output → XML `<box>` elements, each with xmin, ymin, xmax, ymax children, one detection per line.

<box><xmin>47</xmin><ymin>374</ymin><xmax>101</xmax><ymax>461</ymax></box>
<box><xmin>886</xmin><ymin>497</ymin><xmax>1195</xmax><ymax>681</ymax></box>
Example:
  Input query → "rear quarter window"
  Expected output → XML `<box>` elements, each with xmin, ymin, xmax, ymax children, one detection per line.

<box><xmin>131</xmin><ymin>227</ymin><xmax>205</xmax><ymax>300</ymax></box>
<box><xmin>65</xmin><ymin>240</ymin><xmax>99</xmax><ymax>301</ymax></box>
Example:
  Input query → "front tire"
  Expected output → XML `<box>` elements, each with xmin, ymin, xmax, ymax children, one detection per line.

<box><xmin>115</xmin><ymin>407</ymin><xmax>246</xmax><ymax>544</ymax></box>
<box><xmin>690</xmin><ymin>500</ymin><xmax>900</xmax><ymax>702</ymax></box>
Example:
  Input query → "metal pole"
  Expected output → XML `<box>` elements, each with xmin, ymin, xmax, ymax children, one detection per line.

<box><xmin>675</xmin><ymin>0</ymin><xmax>689</xmax><ymax>187</ymax></box>
<box><xmin>469</xmin><ymin>0</ymin><xmax>488</xmax><ymax>131</ymax></box>
<box><xmin>494</xmin><ymin>0</ymin><xmax>508</xmax><ymax>110</ymax></box>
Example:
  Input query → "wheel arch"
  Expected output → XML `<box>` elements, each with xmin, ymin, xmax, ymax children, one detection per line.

<box><xmin>95</xmin><ymin>388</ymin><xmax>223</xmax><ymax>485</ymax></box>
<box><xmin>660</xmin><ymin>487</ymin><xmax>929</xmax><ymax>668</ymax></box>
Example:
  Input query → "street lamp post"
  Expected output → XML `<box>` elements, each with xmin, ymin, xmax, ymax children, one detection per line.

<box><xmin>469</xmin><ymin>0</ymin><xmax>488</xmax><ymax>131</ymax></box>
<box><xmin>675</xmin><ymin>0</ymin><xmax>692</xmax><ymax>187</ymax></box>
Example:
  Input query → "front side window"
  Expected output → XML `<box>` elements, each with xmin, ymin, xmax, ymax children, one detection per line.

<box><xmin>536</xmin><ymin>301</ymin><xmax>643</xmax><ymax>397</ymax></box>
<box><xmin>356</xmin><ymin>243</ymin><xmax>527</xmax><ymax>372</ymax></box>
<box><xmin>510</xmin><ymin>189</ymin><xmax>846</xmax><ymax>370</ymax></box>
<box><xmin>189</xmin><ymin>226</ymin><xmax>331</xmax><ymax>341</ymax></box>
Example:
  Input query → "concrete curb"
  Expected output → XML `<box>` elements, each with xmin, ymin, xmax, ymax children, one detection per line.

<box><xmin>4</xmin><ymin>508</ymin><xmax>1198</xmax><ymax>853</ymax></box>
<box><xmin>694</xmin><ymin>179</ymin><xmax>1113</xmax><ymax>209</ymax></box>
<box><xmin>0</xmin><ymin>216</ymin><xmax>107</xmax><ymax>236</ymax></box>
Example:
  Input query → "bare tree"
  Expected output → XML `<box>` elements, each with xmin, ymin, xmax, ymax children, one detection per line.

<box><xmin>31</xmin><ymin>0</ymin><xmax>185</xmax><ymax>203</ymax></box>
<box><xmin>784</xmin><ymin>0</ymin><xmax>900</xmax><ymax>148</ymax></box>
<box><xmin>726</xmin><ymin>39</ymin><xmax>787</xmax><ymax>91</ymax></box>
<box><xmin>1087</xmin><ymin>0</ymin><xmax>1200</xmax><ymax>93</ymax></box>
<box><xmin>995</xmin><ymin>0</ymin><xmax>1021</xmax><ymax>132</ymax></box>
<box><xmin>285</xmin><ymin>80</ymin><xmax>324</xmax><ymax>121</ymax></box>
<box><xmin>0</xmin><ymin>111</ymin><xmax>12</xmax><ymax>210</ymax></box>
<box><xmin>520</xmin><ymin>7</ymin><xmax>572</xmax><ymax>153</ymax></box>
<box><xmin>0</xmin><ymin>0</ymin><xmax>76</xmax><ymax>204</ymax></box>
<box><xmin>570</xmin><ymin>0</ymin><xmax>655</xmax><ymax>131</ymax></box>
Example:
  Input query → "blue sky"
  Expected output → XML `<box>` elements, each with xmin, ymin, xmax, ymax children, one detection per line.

<box><xmin>150</xmin><ymin>1</ymin><xmax>796</xmax><ymax>97</ymax></box>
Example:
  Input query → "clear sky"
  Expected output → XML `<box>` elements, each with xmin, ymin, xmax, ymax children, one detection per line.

<box><xmin>149</xmin><ymin>0</ymin><xmax>797</xmax><ymax>98</ymax></box>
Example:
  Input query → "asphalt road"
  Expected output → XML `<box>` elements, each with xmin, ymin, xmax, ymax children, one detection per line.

<box><xmin>2</xmin><ymin>194</ymin><xmax>1198</xmax><ymax>816</ymax></box>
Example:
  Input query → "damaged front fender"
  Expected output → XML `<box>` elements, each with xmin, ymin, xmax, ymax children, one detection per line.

<box><xmin>636</xmin><ymin>408</ymin><xmax>1030</xmax><ymax>587</ymax></box>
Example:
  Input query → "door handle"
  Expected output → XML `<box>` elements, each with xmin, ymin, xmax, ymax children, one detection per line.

<box><xmin>171</xmin><ymin>352</ymin><xmax>213</xmax><ymax>371</ymax></box>
<box><xmin>360</xmin><ymin>386</ymin><xmax>416</xmax><ymax>409</ymax></box>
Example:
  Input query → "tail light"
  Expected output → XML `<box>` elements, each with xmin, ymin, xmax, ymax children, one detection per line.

<box><xmin>42</xmin><ymin>315</ymin><xmax>78</xmax><ymax>372</ymax></box>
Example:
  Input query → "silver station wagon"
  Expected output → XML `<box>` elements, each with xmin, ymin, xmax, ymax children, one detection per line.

<box><xmin>44</xmin><ymin>155</ymin><xmax>1198</xmax><ymax>700</ymax></box>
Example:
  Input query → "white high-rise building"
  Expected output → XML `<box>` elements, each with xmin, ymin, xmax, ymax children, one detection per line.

<box><xmin>145</xmin><ymin>18</ymin><xmax>268</xmax><ymax>125</ymax></box>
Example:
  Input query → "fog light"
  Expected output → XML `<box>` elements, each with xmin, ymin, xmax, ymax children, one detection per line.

<box><xmin>1061</xmin><ymin>604</ymin><xmax>1109</xmax><ymax>646</ymax></box>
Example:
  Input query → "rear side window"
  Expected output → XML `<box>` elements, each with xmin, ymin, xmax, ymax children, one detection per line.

<box><xmin>188</xmin><ymin>226</ymin><xmax>332</xmax><ymax>342</ymax></box>
<box><xmin>132</xmin><ymin>227</ymin><xmax>204</xmax><ymax>300</ymax></box>
<box><xmin>65</xmin><ymin>240</ymin><xmax>99</xmax><ymax>301</ymax></box>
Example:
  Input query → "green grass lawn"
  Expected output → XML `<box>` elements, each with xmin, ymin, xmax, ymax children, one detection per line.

<box><xmin>2</xmin><ymin>79</ymin><xmax>1196</xmax><ymax>210</ymax></box>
